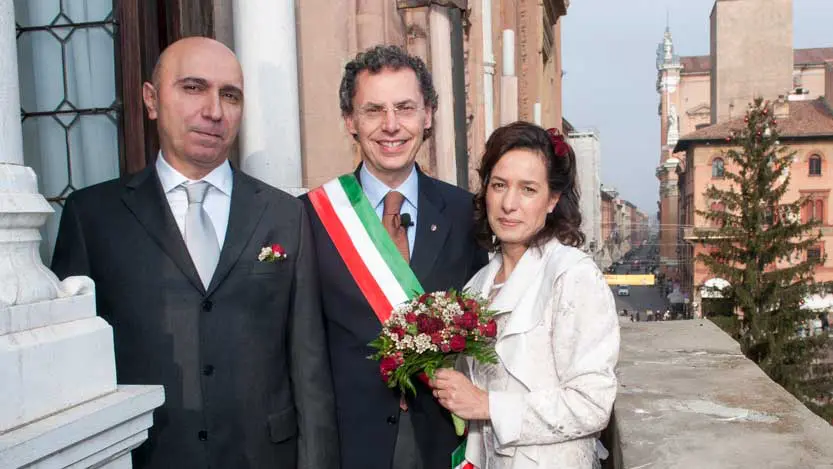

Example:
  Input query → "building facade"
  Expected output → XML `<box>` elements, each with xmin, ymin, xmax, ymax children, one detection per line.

<box><xmin>11</xmin><ymin>0</ymin><xmax>572</xmax><ymax>261</ymax></box>
<box><xmin>677</xmin><ymin>95</ymin><xmax>833</xmax><ymax>318</ymax></box>
<box><xmin>670</xmin><ymin>0</ymin><xmax>833</xmax><ymax>318</ymax></box>
<box><xmin>654</xmin><ymin>0</ymin><xmax>833</xmax><ymax>286</ymax></box>
<box><xmin>569</xmin><ymin>129</ymin><xmax>602</xmax><ymax>258</ymax></box>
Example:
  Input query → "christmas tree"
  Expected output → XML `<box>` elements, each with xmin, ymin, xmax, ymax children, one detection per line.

<box><xmin>696</xmin><ymin>97</ymin><xmax>832</xmax><ymax>421</ymax></box>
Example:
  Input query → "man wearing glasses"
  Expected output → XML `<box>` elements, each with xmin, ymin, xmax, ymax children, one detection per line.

<box><xmin>301</xmin><ymin>45</ymin><xmax>487</xmax><ymax>469</ymax></box>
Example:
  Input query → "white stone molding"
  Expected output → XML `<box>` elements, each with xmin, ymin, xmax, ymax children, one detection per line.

<box><xmin>0</xmin><ymin>385</ymin><xmax>164</xmax><ymax>468</ymax></box>
<box><xmin>0</xmin><ymin>165</ymin><xmax>63</xmax><ymax>307</ymax></box>
<box><xmin>233</xmin><ymin>0</ymin><xmax>304</xmax><ymax>193</ymax></box>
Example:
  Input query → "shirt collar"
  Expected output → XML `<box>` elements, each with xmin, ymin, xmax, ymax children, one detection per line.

<box><xmin>155</xmin><ymin>151</ymin><xmax>233</xmax><ymax>196</ymax></box>
<box><xmin>359</xmin><ymin>164</ymin><xmax>419</xmax><ymax>210</ymax></box>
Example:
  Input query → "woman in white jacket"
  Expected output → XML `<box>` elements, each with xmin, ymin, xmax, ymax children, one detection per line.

<box><xmin>432</xmin><ymin>122</ymin><xmax>619</xmax><ymax>469</ymax></box>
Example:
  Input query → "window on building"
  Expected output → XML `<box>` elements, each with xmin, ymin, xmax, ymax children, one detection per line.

<box><xmin>709</xmin><ymin>202</ymin><xmax>726</xmax><ymax>227</ymax></box>
<box><xmin>802</xmin><ymin>196</ymin><xmax>827</xmax><ymax>224</ymax></box>
<box><xmin>764</xmin><ymin>206</ymin><xmax>775</xmax><ymax>226</ymax></box>
<box><xmin>809</xmin><ymin>155</ymin><xmax>822</xmax><ymax>176</ymax></box>
<box><xmin>808</xmin><ymin>246</ymin><xmax>822</xmax><ymax>263</ymax></box>
<box><xmin>15</xmin><ymin>1</ymin><xmax>197</xmax><ymax>262</ymax></box>
<box><xmin>16</xmin><ymin>1</ymin><xmax>122</xmax><ymax>262</ymax></box>
<box><xmin>712</xmin><ymin>158</ymin><xmax>725</xmax><ymax>178</ymax></box>
<box><xmin>775</xmin><ymin>205</ymin><xmax>793</xmax><ymax>224</ymax></box>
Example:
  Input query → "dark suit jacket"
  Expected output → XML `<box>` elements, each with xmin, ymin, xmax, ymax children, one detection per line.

<box><xmin>301</xmin><ymin>167</ymin><xmax>488</xmax><ymax>469</ymax></box>
<box><xmin>51</xmin><ymin>165</ymin><xmax>338</xmax><ymax>469</ymax></box>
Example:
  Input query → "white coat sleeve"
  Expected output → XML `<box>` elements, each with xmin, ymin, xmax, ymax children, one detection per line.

<box><xmin>488</xmin><ymin>259</ymin><xmax>620</xmax><ymax>447</ymax></box>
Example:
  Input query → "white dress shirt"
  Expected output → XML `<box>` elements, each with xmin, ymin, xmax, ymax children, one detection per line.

<box><xmin>155</xmin><ymin>153</ymin><xmax>233</xmax><ymax>248</ymax></box>
<box><xmin>359</xmin><ymin>164</ymin><xmax>419</xmax><ymax>256</ymax></box>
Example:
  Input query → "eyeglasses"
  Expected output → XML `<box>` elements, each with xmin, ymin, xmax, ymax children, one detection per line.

<box><xmin>356</xmin><ymin>102</ymin><xmax>425</xmax><ymax>122</ymax></box>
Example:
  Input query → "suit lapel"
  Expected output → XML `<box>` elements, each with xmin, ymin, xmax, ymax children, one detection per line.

<box><xmin>121</xmin><ymin>167</ymin><xmax>205</xmax><ymax>293</ymax></box>
<box><xmin>410</xmin><ymin>171</ymin><xmax>451</xmax><ymax>283</ymax></box>
<box><xmin>205</xmin><ymin>170</ymin><xmax>267</xmax><ymax>296</ymax></box>
<box><xmin>352</xmin><ymin>164</ymin><xmax>451</xmax><ymax>285</ymax></box>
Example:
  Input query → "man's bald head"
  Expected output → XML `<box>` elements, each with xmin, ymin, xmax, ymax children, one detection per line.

<box><xmin>142</xmin><ymin>36</ymin><xmax>245</xmax><ymax>180</ymax></box>
<box><xmin>151</xmin><ymin>37</ymin><xmax>241</xmax><ymax>89</ymax></box>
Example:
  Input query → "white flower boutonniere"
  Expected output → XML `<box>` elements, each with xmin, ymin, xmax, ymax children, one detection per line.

<box><xmin>258</xmin><ymin>244</ymin><xmax>288</xmax><ymax>262</ymax></box>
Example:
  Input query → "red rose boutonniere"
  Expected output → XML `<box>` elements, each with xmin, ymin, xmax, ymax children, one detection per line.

<box><xmin>258</xmin><ymin>244</ymin><xmax>287</xmax><ymax>262</ymax></box>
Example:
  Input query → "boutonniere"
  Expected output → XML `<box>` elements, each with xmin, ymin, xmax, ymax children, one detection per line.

<box><xmin>258</xmin><ymin>244</ymin><xmax>288</xmax><ymax>262</ymax></box>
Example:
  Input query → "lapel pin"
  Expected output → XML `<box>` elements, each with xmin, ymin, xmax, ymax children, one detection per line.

<box><xmin>430</xmin><ymin>224</ymin><xmax>437</xmax><ymax>232</ymax></box>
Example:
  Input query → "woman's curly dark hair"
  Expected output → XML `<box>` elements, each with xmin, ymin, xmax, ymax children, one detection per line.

<box><xmin>473</xmin><ymin>121</ymin><xmax>585</xmax><ymax>251</ymax></box>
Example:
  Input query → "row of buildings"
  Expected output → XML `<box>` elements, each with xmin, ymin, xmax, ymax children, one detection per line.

<box><xmin>568</xmin><ymin>127</ymin><xmax>649</xmax><ymax>270</ymax></box>
<box><xmin>655</xmin><ymin>0</ymin><xmax>833</xmax><ymax>318</ymax></box>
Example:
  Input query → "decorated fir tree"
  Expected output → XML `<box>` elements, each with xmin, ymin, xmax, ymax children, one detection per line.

<box><xmin>696</xmin><ymin>98</ymin><xmax>831</xmax><ymax>419</ymax></box>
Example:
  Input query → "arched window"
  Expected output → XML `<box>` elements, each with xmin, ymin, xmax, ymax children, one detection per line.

<box><xmin>809</xmin><ymin>155</ymin><xmax>822</xmax><ymax>176</ymax></box>
<box><xmin>712</xmin><ymin>158</ymin><xmax>725</xmax><ymax>178</ymax></box>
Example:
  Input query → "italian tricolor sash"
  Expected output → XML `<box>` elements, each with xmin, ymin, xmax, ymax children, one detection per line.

<box><xmin>309</xmin><ymin>174</ymin><xmax>472</xmax><ymax>469</ymax></box>
<box><xmin>308</xmin><ymin>174</ymin><xmax>424</xmax><ymax>323</ymax></box>
<box><xmin>451</xmin><ymin>443</ymin><xmax>474</xmax><ymax>469</ymax></box>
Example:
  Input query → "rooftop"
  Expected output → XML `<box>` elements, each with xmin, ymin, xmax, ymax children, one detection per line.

<box><xmin>680</xmin><ymin>48</ymin><xmax>833</xmax><ymax>75</ymax></box>
<box><xmin>674</xmin><ymin>98</ymin><xmax>833</xmax><ymax>152</ymax></box>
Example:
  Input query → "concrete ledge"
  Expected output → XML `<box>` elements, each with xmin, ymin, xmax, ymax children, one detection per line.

<box><xmin>0</xmin><ymin>293</ymin><xmax>96</xmax><ymax>336</ymax></box>
<box><xmin>615</xmin><ymin>318</ymin><xmax>833</xmax><ymax>469</ymax></box>
<box><xmin>0</xmin><ymin>385</ymin><xmax>165</xmax><ymax>468</ymax></box>
<box><xmin>0</xmin><ymin>316</ymin><xmax>117</xmax><ymax>432</ymax></box>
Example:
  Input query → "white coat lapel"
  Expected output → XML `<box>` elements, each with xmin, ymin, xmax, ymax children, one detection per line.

<box><xmin>492</xmin><ymin>242</ymin><xmax>563</xmax><ymax>337</ymax></box>
<box><xmin>493</xmin><ymin>240</ymin><xmax>584</xmax><ymax>391</ymax></box>
<box><xmin>464</xmin><ymin>252</ymin><xmax>501</xmax><ymax>298</ymax></box>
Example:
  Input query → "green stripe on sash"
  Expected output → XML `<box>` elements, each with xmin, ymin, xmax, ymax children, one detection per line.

<box><xmin>338</xmin><ymin>174</ymin><xmax>424</xmax><ymax>299</ymax></box>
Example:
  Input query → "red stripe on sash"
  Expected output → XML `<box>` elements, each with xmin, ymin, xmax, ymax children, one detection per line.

<box><xmin>308</xmin><ymin>187</ymin><xmax>393</xmax><ymax>323</ymax></box>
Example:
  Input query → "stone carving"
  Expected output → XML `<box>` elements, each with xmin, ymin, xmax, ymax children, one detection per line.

<box><xmin>667</xmin><ymin>104</ymin><xmax>680</xmax><ymax>145</ymax></box>
<box><xmin>59</xmin><ymin>276</ymin><xmax>96</xmax><ymax>297</ymax></box>
<box><xmin>0</xmin><ymin>165</ymin><xmax>62</xmax><ymax>307</ymax></box>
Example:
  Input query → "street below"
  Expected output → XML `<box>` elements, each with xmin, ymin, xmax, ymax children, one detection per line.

<box><xmin>607</xmin><ymin>242</ymin><xmax>670</xmax><ymax>321</ymax></box>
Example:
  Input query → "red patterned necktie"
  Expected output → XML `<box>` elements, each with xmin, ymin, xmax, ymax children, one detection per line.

<box><xmin>382</xmin><ymin>191</ymin><xmax>409</xmax><ymax>263</ymax></box>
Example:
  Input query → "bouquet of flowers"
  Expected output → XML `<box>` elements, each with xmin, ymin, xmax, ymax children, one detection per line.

<box><xmin>369</xmin><ymin>290</ymin><xmax>499</xmax><ymax>435</ymax></box>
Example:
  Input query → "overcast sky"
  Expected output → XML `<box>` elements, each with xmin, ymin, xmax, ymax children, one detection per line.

<box><xmin>562</xmin><ymin>0</ymin><xmax>833</xmax><ymax>217</ymax></box>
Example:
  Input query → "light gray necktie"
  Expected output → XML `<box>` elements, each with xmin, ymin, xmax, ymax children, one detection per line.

<box><xmin>184</xmin><ymin>181</ymin><xmax>220</xmax><ymax>288</ymax></box>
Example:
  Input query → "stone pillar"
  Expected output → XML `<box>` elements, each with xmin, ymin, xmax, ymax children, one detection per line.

<box><xmin>296</xmin><ymin>0</ymin><xmax>355</xmax><ymax>189</ymax></box>
<box><xmin>356</xmin><ymin>0</ymin><xmax>386</xmax><ymax>49</ymax></box>
<box><xmin>0</xmin><ymin>0</ymin><xmax>22</xmax><ymax>167</ymax></box>
<box><xmin>233</xmin><ymin>0</ymin><xmax>304</xmax><ymax>194</ymax></box>
<box><xmin>429</xmin><ymin>5</ymin><xmax>457</xmax><ymax>185</ymax></box>
<box><xmin>499</xmin><ymin>29</ymin><xmax>518</xmax><ymax>125</ymax></box>
<box><xmin>482</xmin><ymin>0</ymin><xmax>496</xmax><ymax>138</ymax></box>
<box><xmin>0</xmin><ymin>0</ymin><xmax>163</xmax><ymax>466</ymax></box>
<box><xmin>401</xmin><ymin>7</ymin><xmax>436</xmax><ymax>177</ymax></box>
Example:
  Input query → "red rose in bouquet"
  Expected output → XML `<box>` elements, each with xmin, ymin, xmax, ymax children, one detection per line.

<box><xmin>369</xmin><ymin>290</ymin><xmax>500</xmax><ymax>435</ymax></box>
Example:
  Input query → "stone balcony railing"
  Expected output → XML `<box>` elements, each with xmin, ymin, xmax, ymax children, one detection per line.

<box><xmin>604</xmin><ymin>318</ymin><xmax>833</xmax><ymax>469</ymax></box>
